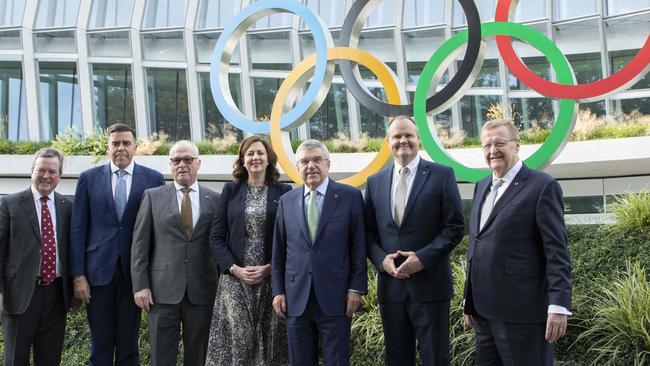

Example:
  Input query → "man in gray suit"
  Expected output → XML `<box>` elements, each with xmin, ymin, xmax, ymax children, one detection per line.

<box><xmin>0</xmin><ymin>148</ymin><xmax>76</xmax><ymax>365</ymax></box>
<box><xmin>131</xmin><ymin>141</ymin><xmax>219</xmax><ymax>366</ymax></box>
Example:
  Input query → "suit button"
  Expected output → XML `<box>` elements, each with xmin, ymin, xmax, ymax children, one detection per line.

<box><xmin>184</xmin><ymin>260</ymin><xmax>188</xmax><ymax>263</ymax></box>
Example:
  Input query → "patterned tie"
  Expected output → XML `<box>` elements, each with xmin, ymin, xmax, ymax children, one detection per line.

<box><xmin>307</xmin><ymin>190</ymin><xmax>320</xmax><ymax>242</ymax></box>
<box><xmin>480</xmin><ymin>179</ymin><xmax>505</xmax><ymax>230</ymax></box>
<box><xmin>394</xmin><ymin>166</ymin><xmax>410</xmax><ymax>227</ymax></box>
<box><xmin>115</xmin><ymin>169</ymin><xmax>127</xmax><ymax>220</ymax></box>
<box><xmin>181</xmin><ymin>187</ymin><xmax>193</xmax><ymax>238</ymax></box>
<box><xmin>39</xmin><ymin>196</ymin><xmax>56</xmax><ymax>284</ymax></box>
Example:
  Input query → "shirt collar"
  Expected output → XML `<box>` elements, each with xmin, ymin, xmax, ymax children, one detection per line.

<box><xmin>394</xmin><ymin>155</ymin><xmax>420</xmax><ymax>176</ymax></box>
<box><xmin>174</xmin><ymin>181</ymin><xmax>200</xmax><ymax>193</ymax></box>
<box><xmin>31</xmin><ymin>185</ymin><xmax>54</xmax><ymax>202</ymax></box>
<box><xmin>110</xmin><ymin>160</ymin><xmax>135</xmax><ymax>176</ymax></box>
<box><xmin>493</xmin><ymin>159</ymin><xmax>522</xmax><ymax>184</ymax></box>
<box><xmin>304</xmin><ymin>176</ymin><xmax>329</xmax><ymax>198</ymax></box>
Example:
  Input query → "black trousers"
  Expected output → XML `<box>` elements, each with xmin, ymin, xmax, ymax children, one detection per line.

<box><xmin>2</xmin><ymin>278</ymin><xmax>66</xmax><ymax>366</ymax></box>
<box><xmin>473</xmin><ymin>314</ymin><xmax>554</xmax><ymax>366</ymax></box>
<box><xmin>380</xmin><ymin>299</ymin><xmax>450</xmax><ymax>366</ymax></box>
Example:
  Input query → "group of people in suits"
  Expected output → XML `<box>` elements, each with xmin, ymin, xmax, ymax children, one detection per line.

<box><xmin>0</xmin><ymin>116</ymin><xmax>572</xmax><ymax>366</ymax></box>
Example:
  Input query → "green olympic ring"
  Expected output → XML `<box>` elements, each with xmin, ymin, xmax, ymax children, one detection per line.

<box><xmin>414</xmin><ymin>22</ymin><xmax>578</xmax><ymax>183</ymax></box>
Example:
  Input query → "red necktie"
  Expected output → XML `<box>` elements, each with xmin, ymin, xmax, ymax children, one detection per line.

<box><xmin>39</xmin><ymin>196</ymin><xmax>56</xmax><ymax>284</ymax></box>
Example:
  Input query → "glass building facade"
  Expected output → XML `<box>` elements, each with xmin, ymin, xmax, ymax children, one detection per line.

<box><xmin>0</xmin><ymin>0</ymin><xmax>648</xmax><ymax>142</ymax></box>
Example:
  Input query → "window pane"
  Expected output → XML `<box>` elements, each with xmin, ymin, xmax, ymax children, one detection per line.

<box><xmin>142</xmin><ymin>31</ymin><xmax>186</xmax><ymax>62</ymax></box>
<box><xmin>553</xmin><ymin>0</ymin><xmax>598</xmax><ymax>20</ymax></box>
<box><xmin>563</xmin><ymin>196</ymin><xmax>604</xmax><ymax>214</ymax></box>
<box><xmin>199</xmin><ymin>72</ymin><xmax>244</xmax><ymax>140</ymax></box>
<box><xmin>89</xmin><ymin>0</ymin><xmax>134</xmax><ymax>28</ymax></box>
<box><xmin>88</xmin><ymin>31</ymin><xmax>131</xmax><ymax>57</ymax></box>
<box><xmin>580</xmin><ymin>100</ymin><xmax>606</xmax><ymax>116</ymax></box>
<box><xmin>510</xmin><ymin>98</ymin><xmax>555</xmax><ymax>131</ymax></box>
<box><xmin>403</xmin><ymin>0</ymin><xmax>445</xmax><ymax>27</ymax></box>
<box><xmin>0</xmin><ymin>30</ymin><xmax>22</xmax><ymax>49</ymax></box>
<box><xmin>554</xmin><ymin>19</ymin><xmax>602</xmax><ymax>83</ymax></box>
<box><xmin>453</xmin><ymin>0</ymin><xmax>495</xmax><ymax>27</ymax></box>
<box><xmin>39</xmin><ymin>62</ymin><xmax>82</xmax><ymax>141</ymax></box>
<box><xmin>308</xmin><ymin>82</ymin><xmax>349</xmax><ymax>141</ymax></box>
<box><xmin>196</xmin><ymin>33</ymin><xmax>240</xmax><ymax>64</ymax></box>
<box><xmin>404</xmin><ymin>28</ymin><xmax>448</xmax><ymax>85</ymax></box>
<box><xmin>357</xmin><ymin>29</ymin><xmax>398</xmax><ymax>78</ymax></box>
<box><xmin>613</xmin><ymin>97</ymin><xmax>650</xmax><ymax>116</ymax></box>
<box><xmin>607</xmin><ymin>0</ymin><xmax>650</xmax><ymax>15</ymax></box>
<box><xmin>195</xmin><ymin>0</ymin><xmax>243</xmax><ymax>29</ymax></box>
<box><xmin>146</xmin><ymin>68</ymin><xmax>190</xmax><ymax>141</ymax></box>
<box><xmin>606</xmin><ymin>13</ymin><xmax>650</xmax><ymax>90</ymax></box>
<box><xmin>508</xmin><ymin>57</ymin><xmax>551</xmax><ymax>90</ymax></box>
<box><xmin>0</xmin><ymin>61</ymin><xmax>28</xmax><ymax>141</ymax></box>
<box><xmin>248</xmin><ymin>31</ymin><xmax>293</xmax><ymax>71</ymax></box>
<box><xmin>35</xmin><ymin>30</ymin><xmax>77</xmax><ymax>53</ymax></box>
<box><xmin>460</xmin><ymin>95</ymin><xmax>502</xmax><ymax>138</ymax></box>
<box><xmin>365</xmin><ymin>0</ymin><xmax>395</xmax><ymax>27</ymax></box>
<box><xmin>513</xmin><ymin>0</ymin><xmax>547</xmax><ymax>21</ymax></box>
<box><xmin>251</xmin><ymin>0</ymin><xmax>293</xmax><ymax>29</ymax></box>
<box><xmin>359</xmin><ymin>87</ymin><xmax>389</xmax><ymax>138</ymax></box>
<box><xmin>92</xmin><ymin>64</ymin><xmax>135</xmax><ymax>131</ymax></box>
<box><xmin>143</xmin><ymin>0</ymin><xmax>187</xmax><ymax>29</ymax></box>
<box><xmin>35</xmin><ymin>0</ymin><xmax>80</xmax><ymax>28</ymax></box>
<box><xmin>252</xmin><ymin>77</ymin><xmax>281</xmax><ymax>122</ymax></box>
<box><xmin>1</xmin><ymin>0</ymin><xmax>26</xmax><ymax>27</ymax></box>
<box><xmin>459</xmin><ymin>57</ymin><xmax>501</xmax><ymax>88</ymax></box>
<box><xmin>304</xmin><ymin>0</ymin><xmax>349</xmax><ymax>28</ymax></box>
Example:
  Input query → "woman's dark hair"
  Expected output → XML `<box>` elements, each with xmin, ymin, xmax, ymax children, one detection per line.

<box><xmin>233</xmin><ymin>136</ymin><xmax>280</xmax><ymax>184</ymax></box>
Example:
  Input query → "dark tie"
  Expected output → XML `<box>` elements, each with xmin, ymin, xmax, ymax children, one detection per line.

<box><xmin>394</xmin><ymin>166</ymin><xmax>410</xmax><ymax>227</ymax></box>
<box><xmin>181</xmin><ymin>187</ymin><xmax>193</xmax><ymax>237</ymax></box>
<box><xmin>115</xmin><ymin>169</ymin><xmax>127</xmax><ymax>220</ymax></box>
<box><xmin>39</xmin><ymin>196</ymin><xmax>56</xmax><ymax>284</ymax></box>
<box><xmin>480</xmin><ymin>179</ymin><xmax>505</xmax><ymax>230</ymax></box>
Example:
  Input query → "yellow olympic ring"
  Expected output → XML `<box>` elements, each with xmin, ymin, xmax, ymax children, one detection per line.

<box><xmin>270</xmin><ymin>47</ymin><xmax>403</xmax><ymax>187</ymax></box>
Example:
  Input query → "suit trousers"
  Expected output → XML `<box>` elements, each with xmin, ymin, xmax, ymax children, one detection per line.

<box><xmin>87</xmin><ymin>263</ymin><xmax>141</xmax><ymax>366</ymax></box>
<box><xmin>2</xmin><ymin>278</ymin><xmax>66</xmax><ymax>366</ymax></box>
<box><xmin>473</xmin><ymin>314</ymin><xmax>554</xmax><ymax>366</ymax></box>
<box><xmin>380</xmin><ymin>299</ymin><xmax>450</xmax><ymax>366</ymax></box>
<box><xmin>286</xmin><ymin>289</ymin><xmax>351</xmax><ymax>366</ymax></box>
<box><xmin>147</xmin><ymin>293</ymin><xmax>213</xmax><ymax>366</ymax></box>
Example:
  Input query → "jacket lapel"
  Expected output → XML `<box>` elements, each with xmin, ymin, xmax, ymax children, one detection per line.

<box><xmin>401</xmin><ymin>160</ymin><xmax>429</xmax><ymax>225</ymax></box>
<box><xmin>103</xmin><ymin>164</ymin><xmax>119</xmax><ymax>222</ymax></box>
<box><xmin>124</xmin><ymin>163</ymin><xmax>143</xmax><ymax>218</ymax></box>
<box><xmin>472</xmin><ymin>178</ymin><xmax>491</xmax><ymax>235</ymax></box>
<box><xmin>294</xmin><ymin>187</ymin><xmax>311</xmax><ymax>244</ymax></box>
<box><xmin>194</xmin><ymin>185</ymin><xmax>214</xmax><ymax>239</ymax></box>
<box><xmin>380</xmin><ymin>167</ymin><xmax>396</xmax><ymax>228</ymax></box>
<box><xmin>19</xmin><ymin>189</ymin><xmax>41</xmax><ymax>243</ymax></box>
<box><xmin>165</xmin><ymin>184</ymin><xmax>186</xmax><ymax>237</ymax></box>
<box><xmin>480</xmin><ymin>165</ymin><xmax>530</xmax><ymax>233</ymax></box>
<box><xmin>313</xmin><ymin>181</ymin><xmax>340</xmax><ymax>245</ymax></box>
<box><xmin>54</xmin><ymin>192</ymin><xmax>68</xmax><ymax>273</ymax></box>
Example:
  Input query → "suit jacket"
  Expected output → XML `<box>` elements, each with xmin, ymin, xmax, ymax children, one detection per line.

<box><xmin>210</xmin><ymin>181</ymin><xmax>292</xmax><ymax>274</ymax></box>
<box><xmin>70</xmin><ymin>163</ymin><xmax>165</xmax><ymax>287</ymax></box>
<box><xmin>272</xmin><ymin>180</ymin><xmax>367</xmax><ymax>317</ymax></box>
<box><xmin>0</xmin><ymin>189</ymin><xmax>74</xmax><ymax>314</ymax></box>
<box><xmin>131</xmin><ymin>184</ymin><xmax>219</xmax><ymax>305</ymax></box>
<box><xmin>365</xmin><ymin>159</ymin><xmax>465</xmax><ymax>303</ymax></box>
<box><xmin>463</xmin><ymin>164</ymin><xmax>572</xmax><ymax>323</ymax></box>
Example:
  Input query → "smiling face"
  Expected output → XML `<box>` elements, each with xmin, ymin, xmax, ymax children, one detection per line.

<box><xmin>107</xmin><ymin>131</ymin><xmax>137</xmax><ymax>169</ymax></box>
<box><xmin>297</xmin><ymin>148</ymin><xmax>330</xmax><ymax>190</ymax></box>
<box><xmin>480</xmin><ymin>125</ymin><xmax>520</xmax><ymax>178</ymax></box>
<box><xmin>243</xmin><ymin>141</ymin><xmax>269</xmax><ymax>179</ymax></box>
<box><xmin>388</xmin><ymin>117</ymin><xmax>420</xmax><ymax>166</ymax></box>
<box><xmin>170</xmin><ymin>145</ymin><xmax>201</xmax><ymax>187</ymax></box>
<box><xmin>31</xmin><ymin>156</ymin><xmax>61</xmax><ymax>196</ymax></box>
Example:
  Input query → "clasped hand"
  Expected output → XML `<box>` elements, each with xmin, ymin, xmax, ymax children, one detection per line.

<box><xmin>382</xmin><ymin>251</ymin><xmax>424</xmax><ymax>279</ymax></box>
<box><xmin>231</xmin><ymin>264</ymin><xmax>271</xmax><ymax>285</ymax></box>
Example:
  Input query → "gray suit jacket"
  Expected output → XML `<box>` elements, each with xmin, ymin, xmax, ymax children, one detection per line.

<box><xmin>131</xmin><ymin>183</ymin><xmax>219</xmax><ymax>305</ymax></box>
<box><xmin>0</xmin><ymin>188</ymin><xmax>74</xmax><ymax>314</ymax></box>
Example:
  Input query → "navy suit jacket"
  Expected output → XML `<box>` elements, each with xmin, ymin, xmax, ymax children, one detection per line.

<box><xmin>463</xmin><ymin>164</ymin><xmax>573</xmax><ymax>323</ymax></box>
<box><xmin>70</xmin><ymin>162</ymin><xmax>165</xmax><ymax>287</ymax></box>
<box><xmin>365</xmin><ymin>159</ymin><xmax>465</xmax><ymax>303</ymax></box>
<box><xmin>272</xmin><ymin>180</ymin><xmax>368</xmax><ymax>317</ymax></box>
<box><xmin>210</xmin><ymin>181</ymin><xmax>292</xmax><ymax>274</ymax></box>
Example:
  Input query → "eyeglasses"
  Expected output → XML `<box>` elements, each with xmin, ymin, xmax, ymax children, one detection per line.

<box><xmin>481</xmin><ymin>138</ymin><xmax>518</xmax><ymax>151</ymax></box>
<box><xmin>170</xmin><ymin>157</ymin><xmax>198</xmax><ymax>166</ymax></box>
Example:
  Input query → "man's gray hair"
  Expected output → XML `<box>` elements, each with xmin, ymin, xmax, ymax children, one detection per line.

<box><xmin>32</xmin><ymin>148</ymin><xmax>64</xmax><ymax>174</ymax></box>
<box><xmin>169</xmin><ymin>140</ymin><xmax>199</xmax><ymax>157</ymax></box>
<box><xmin>481</xmin><ymin>119</ymin><xmax>520</xmax><ymax>141</ymax></box>
<box><xmin>296</xmin><ymin>139</ymin><xmax>330</xmax><ymax>160</ymax></box>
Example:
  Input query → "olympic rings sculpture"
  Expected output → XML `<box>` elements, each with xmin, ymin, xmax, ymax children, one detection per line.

<box><xmin>210</xmin><ymin>0</ymin><xmax>650</xmax><ymax>184</ymax></box>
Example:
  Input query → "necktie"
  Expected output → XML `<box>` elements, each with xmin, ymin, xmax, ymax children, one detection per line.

<box><xmin>394</xmin><ymin>166</ymin><xmax>410</xmax><ymax>227</ymax></box>
<box><xmin>115</xmin><ymin>169</ymin><xmax>127</xmax><ymax>220</ymax></box>
<box><xmin>480</xmin><ymin>179</ymin><xmax>505</xmax><ymax>230</ymax></box>
<box><xmin>307</xmin><ymin>190</ymin><xmax>320</xmax><ymax>242</ymax></box>
<box><xmin>39</xmin><ymin>196</ymin><xmax>56</xmax><ymax>284</ymax></box>
<box><xmin>181</xmin><ymin>187</ymin><xmax>193</xmax><ymax>237</ymax></box>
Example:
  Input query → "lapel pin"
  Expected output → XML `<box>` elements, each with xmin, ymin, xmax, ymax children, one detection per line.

<box><xmin>514</xmin><ymin>182</ymin><xmax>519</xmax><ymax>186</ymax></box>
<box><xmin>334</xmin><ymin>193</ymin><xmax>339</xmax><ymax>199</ymax></box>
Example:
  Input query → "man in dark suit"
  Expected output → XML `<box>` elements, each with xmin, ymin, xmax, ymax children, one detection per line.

<box><xmin>0</xmin><ymin>148</ymin><xmax>75</xmax><ymax>365</ymax></box>
<box><xmin>365</xmin><ymin>116</ymin><xmax>465</xmax><ymax>365</ymax></box>
<box><xmin>70</xmin><ymin>123</ymin><xmax>165</xmax><ymax>365</ymax></box>
<box><xmin>463</xmin><ymin>119</ymin><xmax>573</xmax><ymax>365</ymax></box>
<box><xmin>272</xmin><ymin>139</ymin><xmax>367</xmax><ymax>366</ymax></box>
<box><xmin>131</xmin><ymin>141</ymin><xmax>219</xmax><ymax>365</ymax></box>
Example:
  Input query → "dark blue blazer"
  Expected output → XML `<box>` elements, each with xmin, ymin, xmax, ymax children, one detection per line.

<box><xmin>272</xmin><ymin>180</ymin><xmax>368</xmax><ymax>317</ymax></box>
<box><xmin>210</xmin><ymin>181</ymin><xmax>292</xmax><ymax>274</ymax></box>
<box><xmin>365</xmin><ymin>159</ymin><xmax>465</xmax><ymax>303</ymax></box>
<box><xmin>463</xmin><ymin>164</ymin><xmax>572</xmax><ymax>323</ymax></box>
<box><xmin>70</xmin><ymin>163</ymin><xmax>165</xmax><ymax>287</ymax></box>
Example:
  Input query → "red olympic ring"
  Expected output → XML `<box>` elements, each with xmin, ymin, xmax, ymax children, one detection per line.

<box><xmin>495</xmin><ymin>0</ymin><xmax>650</xmax><ymax>102</ymax></box>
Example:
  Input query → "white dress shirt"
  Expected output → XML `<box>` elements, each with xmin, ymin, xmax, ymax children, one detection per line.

<box><xmin>31</xmin><ymin>185</ymin><xmax>61</xmax><ymax>277</ymax></box>
<box><xmin>174</xmin><ymin>181</ymin><xmax>200</xmax><ymax>229</ymax></box>
<box><xmin>391</xmin><ymin>155</ymin><xmax>420</xmax><ymax>221</ymax></box>
<box><xmin>111</xmin><ymin>160</ymin><xmax>134</xmax><ymax>201</ymax></box>
<box><xmin>303</xmin><ymin>177</ymin><xmax>329</xmax><ymax>215</ymax></box>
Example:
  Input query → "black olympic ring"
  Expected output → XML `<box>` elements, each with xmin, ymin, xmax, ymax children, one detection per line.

<box><xmin>339</xmin><ymin>0</ymin><xmax>485</xmax><ymax>116</ymax></box>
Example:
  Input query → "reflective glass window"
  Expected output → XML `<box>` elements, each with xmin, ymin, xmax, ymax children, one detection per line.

<box><xmin>142</xmin><ymin>31</ymin><xmax>186</xmax><ymax>62</ymax></box>
<box><xmin>563</xmin><ymin>196</ymin><xmax>604</xmax><ymax>214</ymax></box>
<box><xmin>554</xmin><ymin>19</ymin><xmax>602</xmax><ymax>83</ymax></box>
<box><xmin>196</xmin><ymin>33</ymin><xmax>241</xmax><ymax>64</ymax></box>
<box><xmin>35</xmin><ymin>30</ymin><xmax>77</xmax><ymax>53</ymax></box>
<box><xmin>248</xmin><ymin>31</ymin><xmax>293</xmax><ymax>71</ymax></box>
<box><xmin>195</xmin><ymin>0</ymin><xmax>243</xmax><ymax>29</ymax></box>
<box><xmin>92</xmin><ymin>64</ymin><xmax>135</xmax><ymax>130</ymax></box>
<box><xmin>88</xmin><ymin>31</ymin><xmax>131</xmax><ymax>57</ymax></box>
<box><xmin>252</xmin><ymin>77</ymin><xmax>281</xmax><ymax>122</ymax></box>
<box><xmin>0</xmin><ymin>30</ymin><xmax>22</xmax><ymax>49</ymax></box>
<box><xmin>509</xmin><ymin>97</ymin><xmax>555</xmax><ymax>131</ymax></box>
<box><xmin>506</xmin><ymin>23</ymin><xmax>551</xmax><ymax>90</ymax></box>
<box><xmin>613</xmin><ymin>97</ymin><xmax>650</xmax><ymax>116</ymax></box>
<box><xmin>365</xmin><ymin>0</ymin><xmax>395</xmax><ymax>27</ymax></box>
<box><xmin>579</xmin><ymin>101</ymin><xmax>606</xmax><ymax>116</ymax></box>
<box><xmin>252</xmin><ymin>0</ymin><xmax>293</xmax><ymax>29</ymax></box>
<box><xmin>35</xmin><ymin>0</ymin><xmax>80</xmax><ymax>28</ymax></box>
<box><xmin>308</xmin><ymin>82</ymin><xmax>349</xmax><ymax>141</ymax></box>
<box><xmin>305</xmin><ymin>0</ymin><xmax>349</xmax><ymax>28</ymax></box>
<box><xmin>606</xmin><ymin>13</ymin><xmax>650</xmax><ymax>90</ymax></box>
<box><xmin>553</xmin><ymin>0</ymin><xmax>598</xmax><ymax>20</ymax></box>
<box><xmin>143</xmin><ymin>0</ymin><xmax>187</xmax><ymax>29</ymax></box>
<box><xmin>403</xmin><ymin>0</ymin><xmax>445</xmax><ymax>27</ymax></box>
<box><xmin>458</xmin><ymin>58</ymin><xmax>501</xmax><ymax>88</ymax></box>
<box><xmin>146</xmin><ymin>68</ymin><xmax>190</xmax><ymax>141</ymax></box>
<box><xmin>513</xmin><ymin>0</ymin><xmax>548</xmax><ymax>21</ymax></box>
<box><xmin>453</xmin><ymin>0</ymin><xmax>495</xmax><ymax>27</ymax></box>
<box><xmin>39</xmin><ymin>62</ymin><xmax>82</xmax><ymax>141</ymax></box>
<box><xmin>404</xmin><ymin>28</ymin><xmax>448</xmax><ymax>85</ymax></box>
<box><xmin>0</xmin><ymin>62</ymin><xmax>28</xmax><ymax>141</ymax></box>
<box><xmin>1</xmin><ymin>0</ymin><xmax>26</xmax><ymax>27</ymax></box>
<box><xmin>359</xmin><ymin>87</ymin><xmax>389</xmax><ymax>138</ymax></box>
<box><xmin>460</xmin><ymin>95</ymin><xmax>502</xmax><ymax>138</ymax></box>
<box><xmin>357</xmin><ymin>29</ymin><xmax>398</xmax><ymax>78</ymax></box>
<box><xmin>199</xmin><ymin>72</ymin><xmax>244</xmax><ymax>140</ymax></box>
<box><xmin>607</xmin><ymin>0</ymin><xmax>650</xmax><ymax>15</ymax></box>
<box><xmin>89</xmin><ymin>0</ymin><xmax>134</xmax><ymax>28</ymax></box>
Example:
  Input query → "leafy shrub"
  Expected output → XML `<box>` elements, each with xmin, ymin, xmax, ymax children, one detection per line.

<box><xmin>51</xmin><ymin>128</ymin><xmax>107</xmax><ymax>156</ymax></box>
<box><xmin>449</xmin><ymin>258</ymin><xmax>475</xmax><ymax>365</ymax></box>
<box><xmin>350</xmin><ymin>264</ymin><xmax>385</xmax><ymax>365</ymax></box>
<box><xmin>609</xmin><ymin>191</ymin><xmax>650</xmax><ymax>233</ymax></box>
